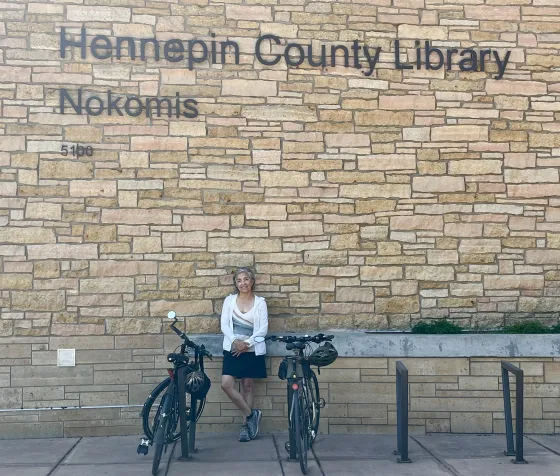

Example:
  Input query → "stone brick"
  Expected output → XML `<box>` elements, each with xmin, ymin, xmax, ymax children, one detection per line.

<box><xmin>183</xmin><ymin>215</ymin><xmax>230</xmax><ymax>231</ymax></box>
<box><xmin>379</xmin><ymin>95</ymin><xmax>436</xmax><ymax>110</ymax></box>
<box><xmin>25</xmin><ymin>202</ymin><xmax>62</xmax><ymax>221</ymax></box>
<box><xmin>245</xmin><ymin>204</ymin><xmax>287</xmax><ymax>221</ymax></box>
<box><xmin>67</xmin><ymin>6</ymin><xmax>130</xmax><ymax>22</ymax></box>
<box><xmin>12</xmin><ymin>291</ymin><xmax>65</xmax><ymax>311</ymax></box>
<box><xmin>391</xmin><ymin>215</ymin><xmax>443</xmax><ymax>231</ymax></box>
<box><xmin>40</xmin><ymin>161</ymin><xmax>93</xmax><ymax>179</ymax></box>
<box><xmin>486</xmin><ymin>80</ymin><xmax>547</xmax><ymax>96</ymax></box>
<box><xmin>406</xmin><ymin>266</ymin><xmax>454</xmax><ymax>281</ymax></box>
<box><xmin>355</xmin><ymin>110</ymin><xmax>413</xmax><ymax>126</ymax></box>
<box><xmin>81</xmin><ymin>278</ymin><xmax>135</xmax><ymax>294</ymax></box>
<box><xmin>376</xmin><ymin>296</ymin><xmax>419</xmax><ymax>313</ymax></box>
<box><xmin>270</xmin><ymin>221</ymin><xmax>323</xmax><ymax>237</ymax></box>
<box><xmin>300</xmin><ymin>277</ymin><xmax>335</xmax><ymax>292</ymax></box>
<box><xmin>432</xmin><ymin>126</ymin><xmax>488</xmax><ymax>142</ymax></box>
<box><xmin>448</xmin><ymin>160</ymin><xmax>502</xmax><ymax>175</ymax></box>
<box><xmin>102</xmin><ymin>209</ymin><xmax>172</xmax><ymax>225</ymax></box>
<box><xmin>222</xmin><ymin>79</ymin><xmax>276</xmax><ymax>97</ymax></box>
<box><xmin>362</xmin><ymin>267</ymin><xmax>403</xmax><ymax>281</ymax></box>
<box><xmin>413</xmin><ymin>176</ymin><xmax>465</xmax><ymax>193</ymax></box>
<box><xmin>0</xmin><ymin>227</ymin><xmax>55</xmax><ymax>244</ymax></box>
<box><xmin>260</xmin><ymin>171</ymin><xmax>309</xmax><ymax>188</ymax></box>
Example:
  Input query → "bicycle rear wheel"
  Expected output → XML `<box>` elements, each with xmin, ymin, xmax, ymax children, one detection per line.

<box><xmin>293</xmin><ymin>391</ymin><xmax>308</xmax><ymax>474</ymax></box>
<box><xmin>306</xmin><ymin>369</ymin><xmax>320</xmax><ymax>446</ymax></box>
<box><xmin>142</xmin><ymin>376</ymin><xmax>205</xmax><ymax>442</ymax></box>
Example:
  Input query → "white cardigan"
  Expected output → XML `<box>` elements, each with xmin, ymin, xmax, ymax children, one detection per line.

<box><xmin>220</xmin><ymin>294</ymin><xmax>268</xmax><ymax>356</ymax></box>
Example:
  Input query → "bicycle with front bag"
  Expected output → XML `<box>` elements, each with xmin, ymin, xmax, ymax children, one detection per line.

<box><xmin>137</xmin><ymin>311</ymin><xmax>212</xmax><ymax>475</ymax></box>
<box><xmin>256</xmin><ymin>333</ymin><xmax>337</xmax><ymax>474</ymax></box>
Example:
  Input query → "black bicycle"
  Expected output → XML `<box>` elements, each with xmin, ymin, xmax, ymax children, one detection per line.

<box><xmin>256</xmin><ymin>333</ymin><xmax>337</xmax><ymax>474</ymax></box>
<box><xmin>137</xmin><ymin>311</ymin><xmax>212</xmax><ymax>475</ymax></box>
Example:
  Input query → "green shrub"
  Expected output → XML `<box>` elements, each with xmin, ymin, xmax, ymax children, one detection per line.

<box><xmin>411</xmin><ymin>320</ymin><xmax>463</xmax><ymax>334</ymax></box>
<box><xmin>502</xmin><ymin>321</ymin><xmax>560</xmax><ymax>334</ymax></box>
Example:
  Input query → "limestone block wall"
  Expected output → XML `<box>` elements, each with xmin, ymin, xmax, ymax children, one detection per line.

<box><xmin>1</xmin><ymin>0</ymin><xmax>560</xmax><ymax>435</ymax></box>
<box><xmin>1</xmin><ymin>350</ymin><xmax>559</xmax><ymax>438</ymax></box>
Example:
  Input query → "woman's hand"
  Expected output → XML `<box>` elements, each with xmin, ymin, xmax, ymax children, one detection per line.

<box><xmin>232</xmin><ymin>339</ymin><xmax>249</xmax><ymax>357</ymax></box>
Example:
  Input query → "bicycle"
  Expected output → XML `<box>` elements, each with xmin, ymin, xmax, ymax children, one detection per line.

<box><xmin>137</xmin><ymin>311</ymin><xmax>212</xmax><ymax>475</ymax></box>
<box><xmin>255</xmin><ymin>333</ymin><xmax>336</xmax><ymax>474</ymax></box>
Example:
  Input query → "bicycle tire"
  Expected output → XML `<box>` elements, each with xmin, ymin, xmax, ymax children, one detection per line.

<box><xmin>152</xmin><ymin>394</ymin><xmax>171</xmax><ymax>476</ymax></box>
<box><xmin>142</xmin><ymin>376</ymin><xmax>206</xmax><ymax>442</ymax></box>
<box><xmin>293</xmin><ymin>391</ymin><xmax>308</xmax><ymax>474</ymax></box>
<box><xmin>306</xmin><ymin>369</ymin><xmax>320</xmax><ymax>445</ymax></box>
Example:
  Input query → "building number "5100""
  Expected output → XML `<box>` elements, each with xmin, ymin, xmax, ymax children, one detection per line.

<box><xmin>61</xmin><ymin>144</ymin><xmax>94</xmax><ymax>158</ymax></box>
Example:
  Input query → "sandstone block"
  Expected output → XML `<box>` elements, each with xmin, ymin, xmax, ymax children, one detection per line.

<box><xmin>222</xmin><ymin>79</ymin><xmax>277</xmax><ymax>97</ymax></box>
<box><xmin>40</xmin><ymin>161</ymin><xmax>93</xmax><ymax>179</ymax></box>
<box><xmin>28</xmin><ymin>244</ymin><xmax>98</xmax><ymax>260</ymax></box>
<box><xmin>362</xmin><ymin>266</ymin><xmax>403</xmax><ymax>281</ymax></box>
<box><xmin>226</xmin><ymin>5</ymin><xmax>272</xmax><ymax>20</ymax></box>
<box><xmin>300</xmin><ymin>277</ymin><xmax>335</xmax><ymax>292</ymax></box>
<box><xmin>325</xmin><ymin>134</ymin><xmax>370</xmax><ymax>148</ymax></box>
<box><xmin>376</xmin><ymin>296</ymin><xmax>419</xmax><ymax>313</ymax></box>
<box><xmin>391</xmin><ymin>215</ymin><xmax>443</xmax><ymax>231</ymax></box>
<box><xmin>67</xmin><ymin>6</ymin><xmax>131</xmax><ymax>22</ymax></box>
<box><xmin>432</xmin><ymin>126</ymin><xmax>488</xmax><ymax>142</ymax></box>
<box><xmin>485</xmin><ymin>275</ymin><xmax>544</xmax><ymax>290</ymax></box>
<box><xmin>340</xmin><ymin>184</ymin><xmax>411</xmax><ymax>199</ymax></box>
<box><xmin>406</xmin><ymin>266</ymin><xmax>454</xmax><ymax>281</ymax></box>
<box><xmin>25</xmin><ymin>202</ymin><xmax>62</xmax><ymax>221</ymax></box>
<box><xmin>102</xmin><ymin>209</ymin><xmax>172</xmax><ymax>225</ymax></box>
<box><xmin>260</xmin><ymin>171</ymin><xmax>309</xmax><ymax>188</ymax></box>
<box><xmin>162</xmin><ymin>231</ymin><xmax>206</xmax><ymax>248</ymax></box>
<box><xmin>355</xmin><ymin>110</ymin><xmax>413</xmax><ymax>126</ymax></box>
<box><xmin>448</xmin><ymin>160</ymin><xmax>502</xmax><ymax>175</ymax></box>
<box><xmin>459</xmin><ymin>239</ymin><xmax>501</xmax><ymax>254</ymax></box>
<box><xmin>133</xmin><ymin>237</ymin><xmax>162</xmax><ymax>254</ymax></box>
<box><xmin>0</xmin><ymin>227</ymin><xmax>55</xmax><ymax>244</ymax></box>
<box><xmin>379</xmin><ymin>94</ymin><xmax>436</xmax><ymax>110</ymax></box>
<box><xmin>70</xmin><ymin>181</ymin><xmax>116</xmax><ymax>197</ymax></box>
<box><xmin>270</xmin><ymin>221</ymin><xmax>323</xmax><ymax>237</ymax></box>
<box><xmin>413</xmin><ymin>176</ymin><xmax>465</xmax><ymax>193</ymax></box>
<box><xmin>12</xmin><ymin>291</ymin><xmax>65</xmax><ymax>311</ymax></box>
<box><xmin>183</xmin><ymin>215</ymin><xmax>229</xmax><ymax>231</ymax></box>
<box><xmin>81</xmin><ymin>278</ymin><xmax>135</xmax><ymax>294</ymax></box>
<box><xmin>487</xmin><ymin>80</ymin><xmax>546</xmax><ymax>96</ymax></box>
<box><xmin>245</xmin><ymin>204</ymin><xmax>287</xmax><ymax>221</ymax></box>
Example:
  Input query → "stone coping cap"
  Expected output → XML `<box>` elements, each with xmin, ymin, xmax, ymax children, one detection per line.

<box><xmin>192</xmin><ymin>332</ymin><xmax>560</xmax><ymax>358</ymax></box>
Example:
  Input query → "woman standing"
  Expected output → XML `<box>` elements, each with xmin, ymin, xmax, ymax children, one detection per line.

<box><xmin>220</xmin><ymin>267</ymin><xmax>268</xmax><ymax>442</ymax></box>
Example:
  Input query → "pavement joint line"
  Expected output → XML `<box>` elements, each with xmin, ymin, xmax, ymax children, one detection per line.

<box><xmin>163</xmin><ymin>440</ymin><xmax>177</xmax><ymax>476</ymax></box>
<box><xmin>272</xmin><ymin>434</ymin><xmax>286</xmax><ymax>476</ymax></box>
<box><xmin>310</xmin><ymin>444</ymin><xmax>326</xmax><ymax>476</ymax></box>
<box><xmin>46</xmin><ymin>437</ymin><xmax>82</xmax><ymax>476</ymax></box>
<box><xmin>410</xmin><ymin>436</ymin><xmax>462</xmax><ymax>476</ymax></box>
<box><xmin>525</xmin><ymin>435</ymin><xmax>560</xmax><ymax>457</ymax></box>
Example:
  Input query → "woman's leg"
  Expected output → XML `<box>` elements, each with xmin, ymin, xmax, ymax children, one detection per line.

<box><xmin>241</xmin><ymin>378</ymin><xmax>254</xmax><ymax>424</ymax></box>
<box><xmin>221</xmin><ymin>375</ymin><xmax>251</xmax><ymax>418</ymax></box>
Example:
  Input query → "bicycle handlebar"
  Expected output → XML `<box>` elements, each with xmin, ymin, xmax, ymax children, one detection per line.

<box><xmin>170</xmin><ymin>323</ymin><xmax>213</xmax><ymax>360</ymax></box>
<box><xmin>264</xmin><ymin>333</ymin><xmax>334</xmax><ymax>344</ymax></box>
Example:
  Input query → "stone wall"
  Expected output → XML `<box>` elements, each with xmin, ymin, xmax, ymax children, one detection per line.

<box><xmin>1</xmin><ymin>0</ymin><xmax>560</xmax><ymax>434</ymax></box>
<box><xmin>1</xmin><ymin>349</ymin><xmax>559</xmax><ymax>438</ymax></box>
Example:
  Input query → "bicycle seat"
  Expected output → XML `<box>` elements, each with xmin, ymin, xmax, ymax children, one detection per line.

<box><xmin>167</xmin><ymin>353</ymin><xmax>189</xmax><ymax>363</ymax></box>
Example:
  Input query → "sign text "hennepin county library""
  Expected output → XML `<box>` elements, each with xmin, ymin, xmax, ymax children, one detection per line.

<box><xmin>59</xmin><ymin>27</ymin><xmax>513</xmax><ymax>119</ymax></box>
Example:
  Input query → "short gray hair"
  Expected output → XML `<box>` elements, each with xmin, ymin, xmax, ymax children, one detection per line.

<box><xmin>232</xmin><ymin>267</ymin><xmax>256</xmax><ymax>293</ymax></box>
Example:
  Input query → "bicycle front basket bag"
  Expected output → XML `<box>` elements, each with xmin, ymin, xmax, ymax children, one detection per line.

<box><xmin>278</xmin><ymin>360</ymin><xmax>288</xmax><ymax>380</ymax></box>
<box><xmin>308</xmin><ymin>342</ymin><xmax>338</xmax><ymax>368</ymax></box>
<box><xmin>185</xmin><ymin>370</ymin><xmax>211</xmax><ymax>399</ymax></box>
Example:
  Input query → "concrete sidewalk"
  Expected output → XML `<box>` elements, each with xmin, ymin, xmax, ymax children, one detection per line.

<box><xmin>1</xmin><ymin>433</ymin><xmax>559</xmax><ymax>476</ymax></box>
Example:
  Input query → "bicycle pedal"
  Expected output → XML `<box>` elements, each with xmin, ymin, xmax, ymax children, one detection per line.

<box><xmin>319</xmin><ymin>398</ymin><xmax>326</xmax><ymax>408</ymax></box>
<box><xmin>285</xmin><ymin>441</ymin><xmax>290</xmax><ymax>453</ymax></box>
<box><xmin>137</xmin><ymin>439</ymin><xmax>150</xmax><ymax>455</ymax></box>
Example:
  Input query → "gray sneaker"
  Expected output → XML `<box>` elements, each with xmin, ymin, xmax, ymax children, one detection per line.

<box><xmin>246</xmin><ymin>409</ymin><xmax>262</xmax><ymax>440</ymax></box>
<box><xmin>239</xmin><ymin>424</ymin><xmax>250</xmax><ymax>442</ymax></box>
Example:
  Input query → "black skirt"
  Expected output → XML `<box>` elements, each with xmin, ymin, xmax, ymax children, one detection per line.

<box><xmin>222</xmin><ymin>350</ymin><xmax>267</xmax><ymax>379</ymax></box>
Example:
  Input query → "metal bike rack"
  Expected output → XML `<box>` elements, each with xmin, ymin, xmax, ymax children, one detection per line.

<box><xmin>177</xmin><ymin>366</ymin><xmax>193</xmax><ymax>460</ymax></box>
<box><xmin>394</xmin><ymin>361</ymin><xmax>411</xmax><ymax>463</ymax></box>
<box><xmin>501</xmin><ymin>361</ymin><xmax>527</xmax><ymax>464</ymax></box>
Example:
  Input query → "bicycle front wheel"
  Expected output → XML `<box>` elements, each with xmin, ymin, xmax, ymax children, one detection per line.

<box><xmin>293</xmin><ymin>391</ymin><xmax>308</xmax><ymax>474</ymax></box>
<box><xmin>142</xmin><ymin>376</ymin><xmax>205</xmax><ymax>442</ymax></box>
<box><xmin>152</xmin><ymin>394</ymin><xmax>171</xmax><ymax>476</ymax></box>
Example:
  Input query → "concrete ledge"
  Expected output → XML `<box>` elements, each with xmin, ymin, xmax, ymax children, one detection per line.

<box><xmin>193</xmin><ymin>332</ymin><xmax>560</xmax><ymax>358</ymax></box>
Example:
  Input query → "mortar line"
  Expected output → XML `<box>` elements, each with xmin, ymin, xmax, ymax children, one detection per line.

<box><xmin>410</xmin><ymin>436</ymin><xmax>462</xmax><ymax>476</ymax></box>
<box><xmin>46</xmin><ymin>437</ymin><xmax>82</xmax><ymax>476</ymax></box>
<box><xmin>525</xmin><ymin>435</ymin><xmax>560</xmax><ymax>457</ymax></box>
<box><xmin>272</xmin><ymin>434</ymin><xmax>286</xmax><ymax>476</ymax></box>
